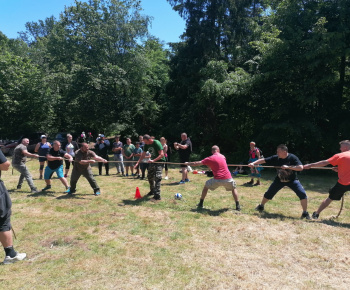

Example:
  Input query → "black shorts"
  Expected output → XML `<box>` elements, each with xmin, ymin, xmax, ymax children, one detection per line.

<box><xmin>180</xmin><ymin>156</ymin><xmax>190</xmax><ymax>168</ymax></box>
<box><xmin>329</xmin><ymin>182</ymin><xmax>350</xmax><ymax>201</ymax></box>
<box><xmin>0</xmin><ymin>209</ymin><xmax>11</xmax><ymax>232</ymax></box>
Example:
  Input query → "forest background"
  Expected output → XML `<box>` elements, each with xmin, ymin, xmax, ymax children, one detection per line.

<box><xmin>0</xmin><ymin>0</ymin><xmax>349</xmax><ymax>162</ymax></box>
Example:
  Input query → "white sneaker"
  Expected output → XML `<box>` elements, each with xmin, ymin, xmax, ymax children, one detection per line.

<box><xmin>3</xmin><ymin>252</ymin><xmax>27</xmax><ymax>264</ymax></box>
<box><xmin>164</xmin><ymin>176</ymin><xmax>169</xmax><ymax>180</ymax></box>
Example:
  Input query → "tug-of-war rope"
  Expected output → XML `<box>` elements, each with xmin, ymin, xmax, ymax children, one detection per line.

<box><xmin>25</xmin><ymin>156</ymin><xmax>343</xmax><ymax>219</ymax></box>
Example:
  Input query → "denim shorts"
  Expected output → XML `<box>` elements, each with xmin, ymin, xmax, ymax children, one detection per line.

<box><xmin>0</xmin><ymin>209</ymin><xmax>11</xmax><ymax>232</ymax></box>
<box><xmin>44</xmin><ymin>165</ymin><xmax>64</xmax><ymax>179</ymax></box>
<box><xmin>264</xmin><ymin>179</ymin><xmax>307</xmax><ymax>200</ymax></box>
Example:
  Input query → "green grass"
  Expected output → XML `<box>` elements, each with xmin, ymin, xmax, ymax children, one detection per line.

<box><xmin>1</xmin><ymin>159</ymin><xmax>350</xmax><ymax>289</ymax></box>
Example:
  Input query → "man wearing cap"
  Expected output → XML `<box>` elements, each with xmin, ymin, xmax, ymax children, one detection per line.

<box><xmin>12</xmin><ymin>138</ymin><xmax>40</xmax><ymax>193</ymax></box>
<box><xmin>187</xmin><ymin>145</ymin><xmax>241</xmax><ymax>210</ymax></box>
<box><xmin>41</xmin><ymin>141</ymin><xmax>73</xmax><ymax>192</ymax></box>
<box><xmin>134</xmin><ymin>135</ymin><xmax>165</xmax><ymax>201</ymax></box>
<box><xmin>112</xmin><ymin>135</ymin><xmax>125</xmax><ymax>176</ymax></box>
<box><xmin>94</xmin><ymin>134</ymin><xmax>110</xmax><ymax>175</ymax></box>
<box><xmin>304</xmin><ymin>140</ymin><xmax>350</xmax><ymax>219</ymax></box>
<box><xmin>66</xmin><ymin>143</ymin><xmax>107</xmax><ymax>196</ymax></box>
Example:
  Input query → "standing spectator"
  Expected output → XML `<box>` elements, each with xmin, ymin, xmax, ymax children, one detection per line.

<box><xmin>94</xmin><ymin>135</ymin><xmax>110</xmax><ymax>175</ymax></box>
<box><xmin>139</xmin><ymin>135</ymin><xmax>145</xmax><ymax>150</ymax></box>
<box><xmin>65</xmin><ymin>143</ymin><xmax>107</xmax><ymax>196</ymax></box>
<box><xmin>112</xmin><ymin>135</ymin><xmax>124</xmax><ymax>176</ymax></box>
<box><xmin>122</xmin><ymin>138</ymin><xmax>135</xmax><ymax>177</ymax></box>
<box><xmin>174</xmin><ymin>133</ymin><xmax>192</xmax><ymax>184</ymax></box>
<box><xmin>248</xmin><ymin>144</ymin><xmax>310</xmax><ymax>219</ymax></box>
<box><xmin>12</xmin><ymin>139</ymin><xmax>39</xmax><ymax>193</ymax></box>
<box><xmin>34</xmin><ymin>135</ymin><xmax>52</xmax><ymax>179</ymax></box>
<box><xmin>134</xmin><ymin>135</ymin><xmax>165</xmax><ymax>201</ymax></box>
<box><xmin>245</xmin><ymin>141</ymin><xmax>263</xmax><ymax>186</ymax></box>
<box><xmin>160</xmin><ymin>137</ymin><xmax>169</xmax><ymax>180</ymax></box>
<box><xmin>304</xmin><ymin>140</ymin><xmax>350</xmax><ymax>219</ymax></box>
<box><xmin>42</xmin><ymin>141</ymin><xmax>73</xmax><ymax>191</ymax></box>
<box><xmin>140</xmin><ymin>151</ymin><xmax>151</xmax><ymax>180</ymax></box>
<box><xmin>187</xmin><ymin>145</ymin><xmax>241</xmax><ymax>211</ymax></box>
<box><xmin>62</xmin><ymin>134</ymin><xmax>79</xmax><ymax>178</ymax></box>
<box><xmin>0</xmin><ymin>150</ymin><xmax>26</xmax><ymax>264</ymax></box>
<box><xmin>133</xmin><ymin>142</ymin><xmax>143</xmax><ymax>178</ymax></box>
<box><xmin>76</xmin><ymin>133</ymin><xmax>86</xmax><ymax>148</ymax></box>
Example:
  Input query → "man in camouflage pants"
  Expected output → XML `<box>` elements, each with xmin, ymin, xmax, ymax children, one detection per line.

<box><xmin>134</xmin><ymin>135</ymin><xmax>165</xmax><ymax>201</ymax></box>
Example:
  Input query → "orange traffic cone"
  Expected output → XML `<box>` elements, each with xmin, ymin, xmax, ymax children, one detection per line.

<box><xmin>135</xmin><ymin>187</ymin><xmax>142</xmax><ymax>199</ymax></box>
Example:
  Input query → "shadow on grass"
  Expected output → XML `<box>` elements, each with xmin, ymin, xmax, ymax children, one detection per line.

<box><xmin>190</xmin><ymin>207</ymin><xmax>233</xmax><ymax>216</ymax></box>
<box><xmin>120</xmin><ymin>196</ymin><xmax>148</xmax><ymax>206</ymax></box>
<box><xmin>27</xmin><ymin>191</ymin><xmax>56</xmax><ymax>197</ymax></box>
<box><xmin>255</xmin><ymin>211</ymin><xmax>298</xmax><ymax>221</ymax></box>
<box><xmin>319</xmin><ymin>219</ymin><xmax>350</xmax><ymax>229</ymax></box>
<box><xmin>56</xmin><ymin>194</ymin><xmax>87</xmax><ymax>200</ymax></box>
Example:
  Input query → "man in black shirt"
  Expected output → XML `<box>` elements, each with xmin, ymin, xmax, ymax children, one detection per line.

<box><xmin>248</xmin><ymin>144</ymin><xmax>310</xmax><ymax>219</ymax></box>
<box><xmin>0</xmin><ymin>150</ymin><xmax>26</xmax><ymax>264</ymax></box>
<box><xmin>42</xmin><ymin>141</ymin><xmax>73</xmax><ymax>192</ymax></box>
<box><xmin>174</xmin><ymin>133</ymin><xmax>192</xmax><ymax>184</ymax></box>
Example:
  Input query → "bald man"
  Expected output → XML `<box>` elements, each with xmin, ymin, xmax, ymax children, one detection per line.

<box><xmin>187</xmin><ymin>145</ymin><xmax>240</xmax><ymax>211</ymax></box>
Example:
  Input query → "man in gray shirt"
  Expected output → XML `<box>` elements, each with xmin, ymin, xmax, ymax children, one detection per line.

<box><xmin>12</xmin><ymin>138</ymin><xmax>40</xmax><ymax>193</ymax></box>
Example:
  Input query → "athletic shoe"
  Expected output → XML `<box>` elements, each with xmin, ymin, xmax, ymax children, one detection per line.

<box><xmin>164</xmin><ymin>176</ymin><xmax>169</xmax><ymax>180</ymax></box>
<box><xmin>185</xmin><ymin>178</ymin><xmax>190</xmax><ymax>182</ymax></box>
<box><xmin>179</xmin><ymin>180</ymin><xmax>185</xmax><ymax>184</ymax></box>
<box><xmin>301</xmin><ymin>211</ymin><xmax>311</xmax><ymax>220</ymax></box>
<box><xmin>39</xmin><ymin>175</ymin><xmax>43</xmax><ymax>180</ymax></box>
<box><xmin>196</xmin><ymin>203</ymin><xmax>203</xmax><ymax>208</ymax></box>
<box><xmin>140</xmin><ymin>177</ymin><xmax>144</xmax><ymax>180</ymax></box>
<box><xmin>31</xmin><ymin>188</ymin><xmax>39</xmax><ymax>194</ymax></box>
<box><xmin>16</xmin><ymin>185</ymin><xmax>21</xmax><ymax>190</ymax></box>
<box><xmin>254</xmin><ymin>180</ymin><xmax>261</xmax><ymax>186</ymax></box>
<box><xmin>132</xmin><ymin>173</ymin><xmax>135</xmax><ymax>176</ymax></box>
<box><xmin>3</xmin><ymin>252</ymin><xmax>26</xmax><ymax>264</ymax></box>
<box><xmin>146</xmin><ymin>191</ymin><xmax>154</xmax><ymax>196</ymax></box>
<box><xmin>312</xmin><ymin>212</ymin><xmax>319</xmax><ymax>219</ymax></box>
<box><xmin>65</xmin><ymin>188</ymin><xmax>75</xmax><ymax>195</ymax></box>
<box><xmin>94</xmin><ymin>191</ymin><xmax>101</xmax><ymax>196</ymax></box>
<box><xmin>42</xmin><ymin>185</ymin><xmax>52</xmax><ymax>191</ymax></box>
<box><xmin>255</xmin><ymin>204</ymin><xmax>264</xmax><ymax>212</ymax></box>
<box><xmin>125</xmin><ymin>174</ymin><xmax>128</xmax><ymax>177</ymax></box>
<box><xmin>236</xmin><ymin>204</ymin><xmax>241</xmax><ymax>211</ymax></box>
<box><xmin>122</xmin><ymin>174</ymin><xmax>125</xmax><ymax>177</ymax></box>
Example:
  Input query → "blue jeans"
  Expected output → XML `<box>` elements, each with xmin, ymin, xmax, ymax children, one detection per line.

<box><xmin>264</xmin><ymin>179</ymin><xmax>307</xmax><ymax>200</ymax></box>
<box><xmin>114</xmin><ymin>154</ymin><xmax>124</xmax><ymax>173</ymax></box>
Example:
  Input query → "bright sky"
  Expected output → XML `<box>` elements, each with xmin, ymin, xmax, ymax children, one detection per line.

<box><xmin>0</xmin><ymin>0</ymin><xmax>186</xmax><ymax>45</ymax></box>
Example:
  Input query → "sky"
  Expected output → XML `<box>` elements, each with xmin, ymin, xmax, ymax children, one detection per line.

<box><xmin>0</xmin><ymin>0</ymin><xmax>186</xmax><ymax>45</ymax></box>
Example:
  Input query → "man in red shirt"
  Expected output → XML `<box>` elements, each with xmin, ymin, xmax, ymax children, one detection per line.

<box><xmin>304</xmin><ymin>140</ymin><xmax>350</xmax><ymax>219</ymax></box>
<box><xmin>187</xmin><ymin>145</ymin><xmax>240</xmax><ymax>210</ymax></box>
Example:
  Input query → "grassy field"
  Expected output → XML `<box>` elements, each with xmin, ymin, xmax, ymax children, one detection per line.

<box><xmin>1</xmin><ymin>158</ymin><xmax>350</xmax><ymax>289</ymax></box>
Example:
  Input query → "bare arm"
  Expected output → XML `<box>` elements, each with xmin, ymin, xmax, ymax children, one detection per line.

<box><xmin>281</xmin><ymin>164</ymin><xmax>304</xmax><ymax>171</ymax></box>
<box><xmin>149</xmin><ymin>150</ymin><xmax>164</xmax><ymax>163</ymax></box>
<box><xmin>303</xmin><ymin>160</ymin><xmax>330</xmax><ymax>170</ymax></box>
<box><xmin>34</xmin><ymin>143</ymin><xmax>40</xmax><ymax>152</ymax></box>
<box><xmin>23</xmin><ymin>149</ymin><xmax>39</xmax><ymax>158</ymax></box>
<box><xmin>248</xmin><ymin>158</ymin><xmax>266</xmax><ymax>167</ymax></box>
<box><xmin>0</xmin><ymin>160</ymin><xmax>10</xmax><ymax>171</ymax></box>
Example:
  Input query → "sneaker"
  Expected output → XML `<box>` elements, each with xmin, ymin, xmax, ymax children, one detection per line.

<box><xmin>42</xmin><ymin>185</ymin><xmax>52</xmax><ymax>191</ymax></box>
<box><xmin>94</xmin><ymin>191</ymin><xmax>101</xmax><ymax>196</ymax></box>
<box><xmin>185</xmin><ymin>178</ymin><xmax>190</xmax><ymax>182</ymax></box>
<box><xmin>236</xmin><ymin>204</ymin><xmax>241</xmax><ymax>211</ymax></box>
<box><xmin>312</xmin><ymin>212</ymin><xmax>319</xmax><ymax>219</ymax></box>
<box><xmin>31</xmin><ymin>188</ymin><xmax>39</xmax><ymax>194</ymax></box>
<box><xmin>16</xmin><ymin>185</ymin><xmax>21</xmax><ymax>190</ymax></box>
<box><xmin>122</xmin><ymin>174</ymin><xmax>125</xmax><ymax>177</ymax></box>
<box><xmin>254</xmin><ymin>181</ymin><xmax>260</xmax><ymax>186</ymax></box>
<box><xmin>301</xmin><ymin>211</ymin><xmax>311</xmax><ymax>220</ymax></box>
<box><xmin>65</xmin><ymin>188</ymin><xmax>75</xmax><ymax>195</ymax></box>
<box><xmin>146</xmin><ymin>191</ymin><xmax>154</xmax><ymax>196</ymax></box>
<box><xmin>255</xmin><ymin>204</ymin><xmax>264</xmax><ymax>212</ymax></box>
<box><xmin>39</xmin><ymin>175</ymin><xmax>43</xmax><ymax>180</ymax></box>
<box><xmin>132</xmin><ymin>173</ymin><xmax>135</xmax><ymax>176</ymax></box>
<box><xmin>197</xmin><ymin>203</ymin><xmax>203</xmax><ymax>208</ymax></box>
<box><xmin>3</xmin><ymin>252</ymin><xmax>26</xmax><ymax>264</ymax></box>
<box><xmin>140</xmin><ymin>177</ymin><xmax>144</xmax><ymax>180</ymax></box>
<box><xmin>164</xmin><ymin>176</ymin><xmax>169</xmax><ymax>180</ymax></box>
<box><xmin>116</xmin><ymin>172</ymin><xmax>120</xmax><ymax>175</ymax></box>
<box><xmin>126</xmin><ymin>174</ymin><xmax>128</xmax><ymax>177</ymax></box>
<box><xmin>179</xmin><ymin>180</ymin><xmax>185</xmax><ymax>184</ymax></box>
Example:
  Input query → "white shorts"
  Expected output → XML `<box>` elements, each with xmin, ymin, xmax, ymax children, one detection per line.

<box><xmin>205</xmin><ymin>178</ymin><xmax>236</xmax><ymax>191</ymax></box>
